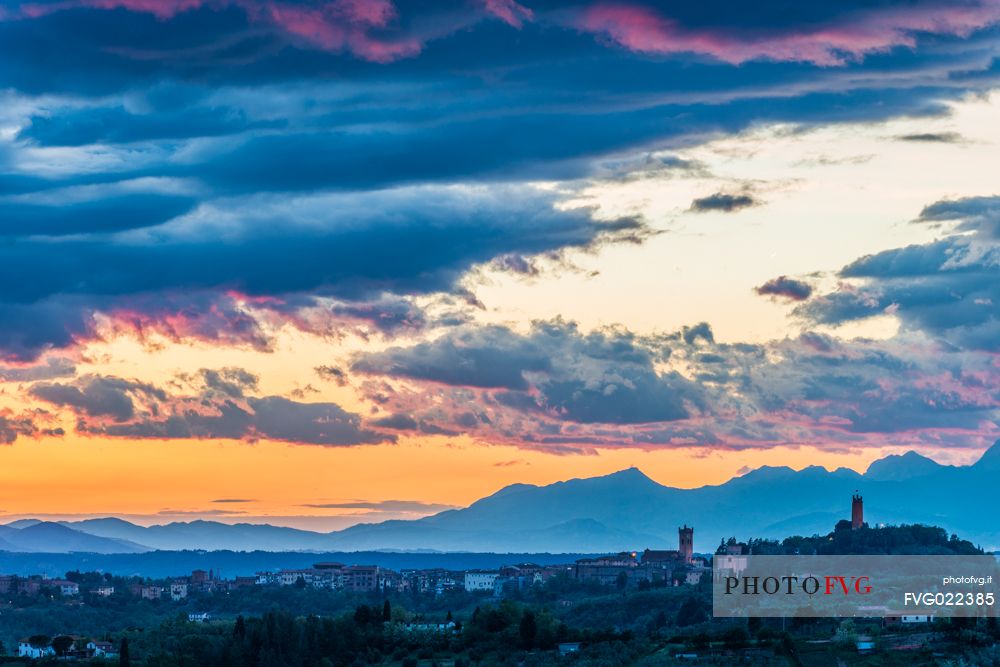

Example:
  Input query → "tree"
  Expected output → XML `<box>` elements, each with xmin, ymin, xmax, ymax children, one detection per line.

<box><xmin>722</xmin><ymin>627</ymin><xmax>749</xmax><ymax>649</ymax></box>
<box><xmin>676</xmin><ymin>595</ymin><xmax>709</xmax><ymax>627</ymax></box>
<box><xmin>234</xmin><ymin>615</ymin><xmax>247</xmax><ymax>639</ymax></box>
<box><xmin>354</xmin><ymin>604</ymin><xmax>373</xmax><ymax>626</ymax></box>
<box><xmin>119</xmin><ymin>637</ymin><xmax>130</xmax><ymax>667</ymax></box>
<box><xmin>519</xmin><ymin>611</ymin><xmax>537</xmax><ymax>649</ymax></box>
<box><xmin>382</xmin><ymin>600</ymin><xmax>392</xmax><ymax>622</ymax></box>
<box><xmin>52</xmin><ymin>635</ymin><xmax>75</xmax><ymax>656</ymax></box>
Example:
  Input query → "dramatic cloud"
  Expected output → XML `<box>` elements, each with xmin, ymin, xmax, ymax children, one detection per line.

<box><xmin>755</xmin><ymin>276</ymin><xmax>814</xmax><ymax>301</ymax></box>
<box><xmin>895</xmin><ymin>132</ymin><xmax>966</xmax><ymax>143</ymax></box>
<box><xmin>31</xmin><ymin>370</ymin><xmax>394</xmax><ymax>446</ymax></box>
<box><xmin>565</xmin><ymin>1</ymin><xmax>1000</xmax><ymax>66</ymax></box>
<box><xmin>0</xmin><ymin>358</ymin><xmax>76</xmax><ymax>382</ymax></box>
<box><xmin>689</xmin><ymin>193</ymin><xmax>759</xmax><ymax>213</ymax></box>
<box><xmin>347</xmin><ymin>315</ymin><xmax>1000</xmax><ymax>453</ymax></box>
<box><xmin>799</xmin><ymin>195</ymin><xmax>1000</xmax><ymax>351</ymax></box>
<box><xmin>0</xmin><ymin>187</ymin><xmax>645</xmax><ymax>360</ymax></box>
<box><xmin>0</xmin><ymin>413</ymin><xmax>56</xmax><ymax>444</ymax></box>
<box><xmin>354</xmin><ymin>320</ymin><xmax>705</xmax><ymax>431</ymax></box>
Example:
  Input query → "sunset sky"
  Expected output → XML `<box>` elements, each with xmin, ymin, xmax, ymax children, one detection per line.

<box><xmin>1</xmin><ymin>0</ymin><xmax>1000</xmax><ymax>529</ymax></box>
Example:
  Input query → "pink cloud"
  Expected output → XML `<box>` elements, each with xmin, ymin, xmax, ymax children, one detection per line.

<box><xmin>481</xmin><ymin>0</ymin><xmax>533</xmax><ymax>28</ymax></box>
<box><xmin>14</xmin><ymin>0</ymin><xmax>426</xmax><ymax>62</ymax></box>
<box><xmin>567</xmin><ymin>1</ymin><xmax>1000</xmax><ymax>66</ymax></box>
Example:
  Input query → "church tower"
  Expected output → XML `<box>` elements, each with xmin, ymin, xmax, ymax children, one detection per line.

<box><xmin>851</xmin><ymin>493</ymin><xmax>863</xmax><ymax>530</ymax></box>
<box><xmin>678</xmin><ymin>525</ymin><xmax>694</xmax><ymax>563</ymax></box>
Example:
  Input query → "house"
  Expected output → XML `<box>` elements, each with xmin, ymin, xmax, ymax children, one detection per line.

<box><xmin>140</xmin><ymin>585</ymin><xmax>162</xmax><ymax>600</ymax></box>
<box><xmin>44</xmin><ymin>579</ymin><xmax>79</xmax><ymax>596</ymax></box>
<box><xmin>170</xmin><ymin>581</ymin><xmax>188</xmax><ymax>600</ymax></box>
<box><xmin>92</xmin><ymin>585</ymin><xmax>115</xmax><ymax>597</ymax></box>
<box><xmin>188</xmin><ymin>612</ymin><xmax>211</xmax><ymax>622</ymax></box>
<box><xmin>464</xmin><ymin>571</ymin><xmax>500</xmax><ymax>592</ymax></box>
<box><xmin>885</xmin><ymin>611</ymin><xmax>936</xmax><ymax>625</ymax></box>
<box><xmin>343</xmin><ymin>565</ymin><xmax>381</xmax><ymax>592</ymax></box>
<box><xmin>558</xmin><ymin>643</ymin><xmax>581</xmax><ymax>656</ymax></box>
<box><xmin>279</xmin><ymin>568</ymin><xmax>313</xmax><ymax>586</ymax></box>
<box><xmin>87</xmin><ymin>640</ymin><xmax>118</xmax><ymax>658</ymax></box>
<box><xmin>18</xmin><ymin>578</ymin><xmax>42</xmax><ymax>596</ymax></box>
<box><xmin>18</xmin><ymin>638</ymin><xmax>55</xmax><ymax>659</ymax></box>
<box><xmin>399</xmin><ymin>621</ymin><xmax>457</xmax><ymax>633</ymax></box>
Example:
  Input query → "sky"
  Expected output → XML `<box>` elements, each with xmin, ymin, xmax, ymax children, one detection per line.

<box><xmin>1</xmin><ymin>0</ymin><xmax>1000</xmax><ymax>529</ymax></box>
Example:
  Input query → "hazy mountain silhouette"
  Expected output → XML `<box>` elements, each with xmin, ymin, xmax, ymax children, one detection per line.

<box><xmin>0</xmin><ymin>521</ymin><xmax>149</xmax><ymax>553</ymax></box>
<box><xmin>5</xmin><ymin>441</ymin><xmax>999</xmax><ymax>553</ymax></box>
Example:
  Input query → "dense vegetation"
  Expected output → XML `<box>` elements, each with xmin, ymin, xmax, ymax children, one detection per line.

<box><xmin>717</xmin><ymin>523</ymin><xmax>984</xmax><ymax>556</ymax></box>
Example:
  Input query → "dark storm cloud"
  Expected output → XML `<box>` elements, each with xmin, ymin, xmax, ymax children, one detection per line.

<box><xmin>799</xmin><ymin>195</ymin><xmax>1000</xmax><ymax>351</ymax></box>
<box><xmin>346</xmin><ymin>316</ymin><xmax>1000</xmax><ymax>452</ymax></box>
<box><xmin>689</xmin><ymin>193</ymin><xmax>759</xmax><ymax>213</ymax></box>
<box><xmin>31</xmin><ymin>371</ymin><xmax>394</xmax><ymax>446</ymax></box>
<box><xmin>894</xmin><ymin>132</ymin><xmax>965</xmax><ymax>143</ymax></box>
<box><xmin>0</xmin><ymin>1</ymin><xmax>989</xmax><ymax>371</ymax></box>
<box><xmin>0</xmin><ymin>414</ymin><xmax>54</xmax><ymax>444</ymax></box>
<box><xmin>18</xmin><ymin>103</ymin><xmax>283</xmax><ymax>147</ymax></box>
<box><xmin>355</xmin><ymin>320</ymin><xmax>703</xmax><ymax>425</ymax></box>
<box><xmin>754</xmin><ymin>276</ymin><xmax>813</xmax><ymax>301</ymax></box>
<box><xmin>0</xmin><ymin>194</ymin><xmax>197</xmax><ymax>237</ymax></box>
<box><xmin>0</xmin><ymin>187</ymin><xmax>645</xmax><ymax>360</ymax></box>
<box><xmin>31</xmin><ymin>375</ymin><xmax>166</xmax><ymax>421</ymax></box>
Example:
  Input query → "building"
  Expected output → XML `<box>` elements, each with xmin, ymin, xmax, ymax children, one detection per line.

<box><xmin>18</xmin><ymin>638</ymin><xmax>55</xmax><ymax>659</ymax></box>
<box><xmin>54</xmin><ymin>580</ymin><xmax>80</xmax><ymax>596</ymax></box>
<box><xmin>170</xmin><ymin>582</ymin><xmax>188</xmax><ymax>601</ymax></box>
<box><xmin>642</xmin><ymin>525</ymin><xmax>695</xmax><ymax>567</ymax></box>
<box><xmin>87</xmin><ymin>641</ymin><xmax>118</xmax><ymax>658</ymax></box>
<box><xmin>558</xmin><ymin>643</ymin><xmax>582</xmax><ymax>656</ymax></box>
<box><xmin>18</xmin><ymin>578</ymin><xmax>41</xmax><ymax>596</ymax></box>
<box><xmin>679</xmin><ymin>525</ymin><xmax>694</xmax><ymax>562</ymax></box>
<box><xmin>92</xmin><ymin>585</ymin><xmax>115</xmax><ymax>597</ymax></box>
<box><xmin>852</xmin><ymin>493</ymin><xmax>864</xmax><ymax>529</ymax></box>
<box><xmin>344</xmin><ymin>565</ymin><xmax>381</xmax><ymax>592</ymax></box>
<box><xmin>140</xmin><ymin>585</ymin><xmax>162</xmax><ymax>600</ymax></box>
<box><xmin>574</xmin><ymin>553</ymin><xmax>653</xmax><ymax>587</ymax></box>
<box><xmin>279</xmin><ymin>569</ymin><xmax>313</xmax><ymax>586</ymax></box>
<box><xmin>464</xmin><ymin>571</ymin><xmax>500</xmax><ymax>592</ymax></box>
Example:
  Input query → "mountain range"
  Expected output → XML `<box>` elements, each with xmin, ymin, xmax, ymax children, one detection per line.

<box><xmin>5</xmin><ymin>441</ymin><xmax>1000</xmax><ymax>554</ymax></box>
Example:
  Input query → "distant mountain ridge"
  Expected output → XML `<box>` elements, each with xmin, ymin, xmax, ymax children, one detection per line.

<box><xmin>6</xmin><ymin>442</ymin><xmax>1000</xmax><ymax>553</ymax></box>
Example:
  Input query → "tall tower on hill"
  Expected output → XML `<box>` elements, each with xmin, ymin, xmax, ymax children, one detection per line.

<box><xmin>678</xmin><ymin>525</ymin><xmax>694</xmax><ymax>563</ymax></box>
<box><xmin>851</xmin><ymin>493</ymin><xmax>864</xmax><ymax>530</ymax></box>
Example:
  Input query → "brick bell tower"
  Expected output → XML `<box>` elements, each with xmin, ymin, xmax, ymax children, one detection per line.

<box><xmin>678</xmin><ymin>525</ymin><xmax>694</xmax><ymax>563</ymax></box>
<box><xmin>851</xmin><ymin>493</ymin><xmax>864</xmax><ymax>530</ymax></box>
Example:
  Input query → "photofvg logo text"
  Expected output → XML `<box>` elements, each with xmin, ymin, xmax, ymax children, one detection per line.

<box><xmin>723</xmin><ymin>575</ymin><xmax>872</xmax><ymax>596</ymax></box>
<box><xmin>713</xmin><ymin>555</ymin><xmax>1000</xmax><ymax>618</ymax></box>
